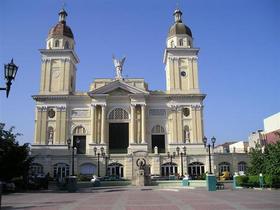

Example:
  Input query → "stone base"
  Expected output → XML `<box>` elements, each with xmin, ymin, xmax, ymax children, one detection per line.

<box><xmin>128</xmin><ymin>144</ymin><xmax>148</xmax><ymax>154</ymax></box>
<box><xmin>168</xmin><ymin>143</ymin><xmax>206</xmax><ymax>155</ymax></box>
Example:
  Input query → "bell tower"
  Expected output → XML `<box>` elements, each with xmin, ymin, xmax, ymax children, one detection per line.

<box><xmin>164</xmin><ymin>9</ymin><xmax>200</xmax><ymax>94</ymax></box>
<box><xmin>39</xmin><ymin>9</ymin><xmax>79</xmax><ymax>95</ymax></box>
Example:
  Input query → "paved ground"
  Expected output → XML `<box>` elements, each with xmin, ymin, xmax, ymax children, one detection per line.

<box><xmin>2</xmin><ymin>186</ymin><xmax>280</xmax><ymax>210</ymax></box>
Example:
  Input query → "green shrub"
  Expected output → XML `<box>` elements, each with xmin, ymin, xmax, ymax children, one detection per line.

<box><xmin>248</xmin><ymin>175</ymin><xmax>259</xmax><ymax>187</ymax></box>
<box><xmin>236</xmin><ymin>176</ymin><xmax>248</xmax><ymax>186</ymax></box>
<box><xmin>78</xmin><ymin>175</ymin><xmax>91</xmax><ymax>181</ymax></box>
<box><xmin>264</xmin><ymin>175</ymin><xmax>280</xmax><ymax>188</ymax></box>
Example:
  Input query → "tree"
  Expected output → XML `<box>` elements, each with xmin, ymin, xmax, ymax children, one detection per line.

<box><xmin>0</xmin><ymin>124</ymin><xmax>33</xmax><ymax>181</ymax></box>
<box><xmin>247</xmin><ymin>141</ymin><xmax>280</xmax><ymax>176</ymax></box>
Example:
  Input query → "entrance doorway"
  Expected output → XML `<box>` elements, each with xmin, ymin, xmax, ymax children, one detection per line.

<box><xmin>109</xmin><ymin>123</ymin><xmax>129</xmax><ymax>153</ymax></box>
<box><xmin>152</xmin><ymin>135</ymin><xmax>165</xmax><ymax>153</ymax></box>
<box><xmin>151</xmin><ymin>125</ymin><xmax>165</xmax><ymax>153</ymax></box>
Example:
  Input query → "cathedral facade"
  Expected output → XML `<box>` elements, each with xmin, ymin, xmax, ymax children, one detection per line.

<box><xmin>31</xmin><ymin>8</ymin><xmax>248</xmax><ymax>179</ymax></box>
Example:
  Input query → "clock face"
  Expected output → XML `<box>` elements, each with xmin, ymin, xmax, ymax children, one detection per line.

<box><xmin>48</xmin><ymin>109</ymin><xmax>55</xmax><ymax>118</ymax></box>
<box><xmin>180</xmin><ymin>70</ymin><xmax>187</xmax><ymax>77</ymax></box>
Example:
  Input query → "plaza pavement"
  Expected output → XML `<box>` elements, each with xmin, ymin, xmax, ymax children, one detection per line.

<box><xmin>2</xmin><ymin>185</ymin><xmax>280</xmax><ymax>210</ymax></box>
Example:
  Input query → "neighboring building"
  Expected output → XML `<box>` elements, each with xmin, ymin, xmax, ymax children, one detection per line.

<box><xmin>248</xmin><ymin>130</ymin><xmax>266</xmax><ymax>149</ymax></box>
<box><xmin>229</xmin><ymin>141</ymin><xmax>248</xmax><ymax>153</ymax></box>
<box><xmin>264</xmin><ymin>112</ymin><xmax>280</xmax><ymax>144</ymax></box>
<box><xmin>214</xmin><ymin>141</ymin><xmax>236</xmax><ymax>153</ymax></box>
<box><xmin>31</xmin><ymin>8</ymin><xmax>249</xmax><ymax>179</ymax></box>
<box><xmin>248</xmin><ymin>112</ymin><xmax>280</xmax><ymax>149</ymax></box>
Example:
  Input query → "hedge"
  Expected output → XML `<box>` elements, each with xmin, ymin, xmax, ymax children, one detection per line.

<box><xmin>236</xmin><ymin>175</ymin><xmax>280</xmax><ymax>188</ymax></box>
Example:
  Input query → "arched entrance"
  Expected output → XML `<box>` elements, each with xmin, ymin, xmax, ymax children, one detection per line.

<box><xmin>107</xmin><ymin>162</ymin><xmax>124</xmax><ymax>178</ymax></box>
<box><xmin>188</xmin><ymin>162</ymin><xmax>205</xmax><ymax>179</ymax></box>
<box><xmin>73</xmin><ymin>125</ymin><xmax>86</xmax><ymax>154</ymax></box>
<box><xmin>53</xmin><ymin>163</ymin><xmax>69</xmax><ymax>179</ymax></box>
<box><xmin>151</xmin><ymin>125</ymin><xmax>165</xmax><ymax>153</ymax></box>
<box><xmin>161</xmin><ymin>162</ymin><xmax>178</xmax><ymax>176</ymax></box>
<box><xmin>108</xmin><ymin>108</ymin><xmax>129</xmax><ymax>154</ymax></box>
<box><xmin>80</xmin><ymin>163</ymin><xmax>96</xmax><ymax>175</ymax></box>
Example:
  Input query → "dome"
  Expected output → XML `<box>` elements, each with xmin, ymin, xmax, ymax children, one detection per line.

<box><xmin>168</xmin><ymin>22</ymin><xmax>192</xmax><ymax>38</ymax></box>
<box><xmin>47</xmin><ymin>9</ymin><xmax>74</xmax><ymax>39</ymax></box>
<box><xmin>168</xmin><ymin>8</ymin><xmax>192</xmax><ymax>38</ymax></box>
<box><xmin>48</xmin><ymin>22</ymin><xmax>74</xmax><ymax>39</ymax></box>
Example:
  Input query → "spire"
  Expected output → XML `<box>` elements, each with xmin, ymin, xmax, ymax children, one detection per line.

<box><xmin>58</xmin><ymin>8</ymin><xmax>68</xmax><ymax>23</ymax></box>
<box><xmin>173</xmin><ymin>8</ymin><xmax>183</xmax><ymax>23</ymax></box>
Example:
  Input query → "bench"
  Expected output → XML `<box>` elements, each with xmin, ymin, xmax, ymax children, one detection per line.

<box><xmin>216</xmin><ymin>182</ymin><xmax>224</xmax><ymax>190</ymax></box>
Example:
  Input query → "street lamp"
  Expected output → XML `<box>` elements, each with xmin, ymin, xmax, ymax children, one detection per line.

<box><xmin>0</xmin><ymin>59</ymin><xmax>19</xmax><ymax>98</ymax></box>
<box><xmin>167</xmin><ymin>151</ymin><xmax>176</xmax><ymax>175</ymax></box>
<box><xmin>203</xmin><ymin>136</ymin><xmax>216</xmax><ymax>174</ymax></box>
<box><xmin>180</xmin><ymin>146</ymin><xmax>187</xmax><ymax>177</ymax></box>
<box><xmin>67</xmin><ymin>138</ymin><xmax>80</xmax><ymax>176</ymax></box>
<box><xmin>94</xmin><ymin>146</ymin><xmax>108</xmax><ymax>177</ymax></box>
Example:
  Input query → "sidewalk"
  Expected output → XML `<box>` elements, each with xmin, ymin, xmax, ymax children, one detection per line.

<box><xmin>2</xmin><ymin>186</ymin><xmax>280</xmax><ymax>210</ymax></box>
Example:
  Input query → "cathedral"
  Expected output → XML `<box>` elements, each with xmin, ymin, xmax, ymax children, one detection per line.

<box><xmin>31</xmin><ymin>8</ymin><xmax>248</xmax><ymax>180</ymax></box>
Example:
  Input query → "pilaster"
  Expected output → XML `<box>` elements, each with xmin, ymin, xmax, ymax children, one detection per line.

<box><xmin>101</xmin><ymin>105</ymin><xmax>106</xmax><ymax>144</ymax></box>
<box><xmin>130</xmin><ymin>105</ymin><xmax>136</xmax><ymax>144</ymax></box>
<box><xmin>141</xmin><ymin>105</ymin><xmax>146</xmax><ymax>144</ymax></box>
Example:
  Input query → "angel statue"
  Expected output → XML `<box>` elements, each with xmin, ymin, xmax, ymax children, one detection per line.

<box><xmin>112</xmin><ymin>55</ymin><xmax>126</xmax><ymax>80</ymax></box>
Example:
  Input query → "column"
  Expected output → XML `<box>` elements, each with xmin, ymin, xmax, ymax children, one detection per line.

<box><xmin>91</xmin><ymin>105</ymin><xmax>96</xmax><ymax>143</ymax></box>
<box><xmin>35</xmin><ymin>107</ymin><xmax>42</xmax><ymax>144</ymax></box>
<box><xmin>55</xmin><ymin>108</ymin><xmax>61</xmax><ymax>144</ymax></box>
<box><xmin>40</xmin><ymin>107</ymin><xmax>48</xmax><ymax>144</ymax></box>
<box><xmin>193</xmin><ymin>57</ymin><xmax>199</xmax><ymax>89</ymax></box>
<box><xmin>189</xmin><ymin>58</ymin><xmax>194</xmax><ymax>89</ymax></box>
<box><xmin>191</xmin><ymin>106</ymin><xmax>198</xmax><ymax>143</ymax></box>
<box><xmin>101</xmin><ymin>105</ymin><xmax>106</xmax><ymax>144</ymax></box>
<box><xmin>177</xmin><ymin>107</ymin><xmax>183</xmax><ymax>143</ymax></box>
<box><xmin>196</xmin><ymin>106</ymin><xmax>203</xmax><ymax>143</ymax></box>
<box><xmin>60</xmin><ymin>107</ymin><xmax>67</xmax><ymax>145</ymax></box>
<box><xmin>141</xmin><ymin>105</ymin><xmax>146</xmax><ymax>144</ymax></box>
<box><xmin>130</xmin><ymin>105</ymin><xmax>135</xmax><ymax>144</ymax></box>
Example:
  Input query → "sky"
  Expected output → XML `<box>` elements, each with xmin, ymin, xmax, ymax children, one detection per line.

<box><xmin>0</xmin><ymin>0</ymin><xmax>279</xmax><ymax>145</ymax></box>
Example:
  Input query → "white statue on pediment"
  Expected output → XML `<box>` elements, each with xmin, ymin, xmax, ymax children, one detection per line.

<box><xmin>113</xmin><ymin>55</ymin><xmax>126</xmax><ymax>80</ymax></box>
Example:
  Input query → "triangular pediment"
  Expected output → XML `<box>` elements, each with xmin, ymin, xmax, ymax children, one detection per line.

<box><xmin>88</xmin><ymin>80</ymin><xmax>149</xmax><ymax>96</ymax></box>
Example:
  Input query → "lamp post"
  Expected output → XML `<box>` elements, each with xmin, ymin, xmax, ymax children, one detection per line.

<box><xmin>180</xmin><ymin>146</ymin><xmax>187</xmax><ymax>177</ymax></box>
<box><xmin>0</xmin><ymin>59</ymin><xmax>19</xmax><ymax>98</ymax></box>
<box><xmin>67</xmin><ymin>138</ymin><xmax>80</xmax><ymax>176</ymax></box>
<box><xmin>94</xmin><ymin>146</ymin><xmax>108</xmax><ymax>177</ymax></box>
<box><xmin>167</xmin><ymin>151</ymin><xmax>176</xmax><ymax>175</ymax></box>
<box><xmin>203</xmin><ymin>136</ymin><xmax>216</xmax><ymax>174</ymax></box>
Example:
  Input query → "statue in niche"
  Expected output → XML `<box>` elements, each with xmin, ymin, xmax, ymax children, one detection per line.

<box><xmin>184</xmin><ymin>129</ymin><xmax>190</xmax><ymax>143</ymax></box>
<box><xmin>112</xmin><ymin>55</ymin><xmax>126</xmax><ymax>80</ymax></box>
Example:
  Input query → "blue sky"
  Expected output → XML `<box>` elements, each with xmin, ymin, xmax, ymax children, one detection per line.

<box><xmin>0</xmin><ymin>0</ymin><xmax>279</xmax><ymax>145</ymax></box>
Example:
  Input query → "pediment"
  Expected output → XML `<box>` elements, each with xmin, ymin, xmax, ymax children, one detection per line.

<box><xmin>88</xmin><ymin>80</ymin><xmax>149</xmax><ymax>96</ymax></box>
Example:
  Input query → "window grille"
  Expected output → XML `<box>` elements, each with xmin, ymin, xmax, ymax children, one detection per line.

<box><xmin>108</xmin><ymin>108</ymin><xmax>129</xmax><ymax>120</ymax></box>
<box><xmin>151</xmin><ymin>125</ymin><xmax>165</xmax><ymax>134</ymax></box>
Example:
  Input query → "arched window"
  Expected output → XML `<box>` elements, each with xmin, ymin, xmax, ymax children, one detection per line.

<box><xmin>188</xmin><ymin>162</ymin><xmax>204</xmax><ymax>179</ymax></box>
<box><xmin>53</xmin><ymin>163</ymin><xmax>69</xmax><ymax>179</ymax></box>
<box><xmin>218</xmin><ymin>162</ymin><xmax>230</xmax><ymax>174</ymax></box>
<box><xmin>47</xmin><ymin>126</ymin><xmax>54</xmax><ymax>144</ymax></box>
<box><xmin>73</xmin><ymin>125</ymin><xmax>86</xmax><ymax>135</ymax></box>
<box><xmin>80</xmin><ymin>163</ymin><xmax>96</xmax><ymax>175</ymax></box>
<box><xmin>108</xmin><ymin>162</ymin><xmax>124</xmax><ymax>178</ymax></box>
<box><xmin>238</xmin><ymin>161</ymin><xmax>247</xmax><ymax>172</ymax></box>
<box><xmin>179</xmin><ymin>39</ymin><xmax>183</xmax><ymax>46</ymax></box>
<box><xmin>108</xmin><ymin>108</ymin><xmax>129</xmax><ymax>120</ymax></box>
<box><xmin>184</xmin><ymin>125</ymin><xmax>190</xmax><ymax>143</ymax></box>
<box><xmin>161</xmin><ymin>162</ymin><xmax>178</xmax><ymax>177</ymax></box>
<box><xmin>151</xmin><ymin>125</ymin><xmax>165</xmax><ymax>134</ymax></box>
<box><xmin>30</xmin><ymin>163</ymin><xmax>44</xmax><ymax>175</ymax></box>
<box><xmin>65</xmin><ymin>41</ymin><xmax>69</xmax><ymax>49</ymax></box>
<box><xmin>54</xmin><ymin>40</ymin><xmax>60</xmax><ymax>47</ymax></box>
